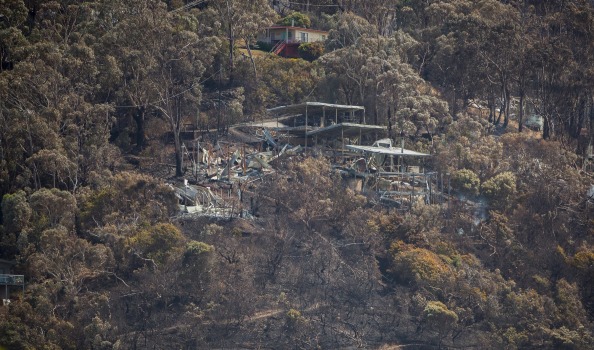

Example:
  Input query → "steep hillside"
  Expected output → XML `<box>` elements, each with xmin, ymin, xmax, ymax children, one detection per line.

<box><xmin>1</xmin><ymin>1</ymin><xmax>594</xmax><ymax>349</ymax></box>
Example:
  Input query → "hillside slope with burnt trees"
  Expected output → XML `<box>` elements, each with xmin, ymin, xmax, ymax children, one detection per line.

<box><xmin>1</xmin><ymin>1</ymin><xmax>594</xmax><ymax>349</ymax></box>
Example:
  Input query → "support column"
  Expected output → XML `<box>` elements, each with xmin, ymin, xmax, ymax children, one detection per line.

<box><xmin>305</xmin><ymin>104</ymin><xmax>308</xmax><ymax>149</ymax></box>
<box><xmin>428</xmin><ymin>174</ymin><xmax>433</xmax><ymax>204</ymax></box>
<box><xmin>341</xmin><ymin>125</ymin><xmax>344</xmax><ymax>161</ymax></box>
<box><xmin>412</xmin><ymin>174</ymin><xmax>415</xmax><ymax>210</ymax></box>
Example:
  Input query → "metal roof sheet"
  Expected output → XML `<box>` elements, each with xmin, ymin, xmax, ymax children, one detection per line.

<box><xmin>346</xmin><ymin>144</ymin><xmax>431</xmax><ymax>157</ymax></box>
<box><xmin>306</xmin><ymin>123</ymin><xmax>386</xmax><ymax>138</ymax></box>
<box><xmin>267</xmin><ymin>102</ymin><xmax>365</xmax><ymax>115</ymax></box>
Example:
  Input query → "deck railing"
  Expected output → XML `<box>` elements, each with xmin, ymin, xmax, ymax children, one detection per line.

<box><xmin>0</xmin><ymin>274</ymin><xmax>24</xmax><ymax>285</ymax></box>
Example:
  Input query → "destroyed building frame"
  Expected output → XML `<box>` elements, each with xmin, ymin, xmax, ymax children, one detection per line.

<box><xmin>171</xmin><ymin>101</ymin><xmax>447</xmax><ymax>217</ymax></box>
<box><xmin>267</xmin><ymin>102</ymin><xmax>443</xmax><ymax>211</ymax></box>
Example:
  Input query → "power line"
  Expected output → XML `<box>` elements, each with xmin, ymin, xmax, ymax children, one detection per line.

<box><xmin>114</xmin><ymin>67</ymin><xmax>223</xmax><ymax>109</ymax></box>
<box><xmin>170</xmin><ymin>0</ymin><xmax>208</xmax><ymax>13</ymax></box>
<box><xmin>113</xmin><ymin>0</ymin><xmax>214</xmax><ymax>109</ymax></box>
<box><xmin>284</xmin><ymin>1</ymin><xmax>341</xmax><ymax>7</ymax></box>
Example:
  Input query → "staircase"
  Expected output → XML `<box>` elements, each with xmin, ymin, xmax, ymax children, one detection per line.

<box><xmin>270</xmin><ymin>40</ymin><xmax>287</xmax><ymax>56</ymax></box>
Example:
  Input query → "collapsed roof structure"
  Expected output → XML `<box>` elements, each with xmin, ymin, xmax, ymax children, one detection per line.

<box><xmin>265</xmin><ymin>102</ymin><xmax>442</xmax><ymax>210</ymax></box>
<box><xmin>172</xmin><ymin>101</ymin><xmax>445</xmax><ymax>216</ymax></box>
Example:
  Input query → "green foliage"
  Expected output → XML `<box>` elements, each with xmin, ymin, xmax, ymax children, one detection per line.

<box><xmin>29</xmin><ymin>188</ymin><xmax>77</xmax><ymax>231</ymax></box>
<box><xmin>321</xmin><ymin>31</ymin><xmax>449</xmax><ymax>130</ymax></box>
<box><xmin>390</xmin><ymin>242</ymin><xmax>451</xmax><ymax>285</ymax></box>
<box><xmin>278</xmin><ymin>12</ymin><xmax>311</xmax><ymax>28</ymax></box>
<box><xmin>569</xmin><ymin>249</ymin><xmax>594</xmax><ymax>271</ymax></box>
<box><xmin>1</xmin><ymin>190</ymin><xmax>30</xmax><ymax>234</ymax></box>
<box><xmin>545</xmin><ymin>326</ymin><xmax>594</xmax><ymax>349</ymax></box>
<box><xmin>183</xmin><ymin>240</ymin><xmax>214</xmax><ymax>268</ymax></box>
<box><xmin>254</xmin><ymin>55</ymin><xmax>322</xmax><ymax>107</ymax></box>
<box><xmin>0</xmin><ymin>301</ymin><xmax>69</xmax><ymax>350</ymax></box>
<box><xmin>554</xmin><ymin>279</ymin><xmax>588</xmax><ymax>329</ymax></box>
<box><xmin>485</xmin><ymin>211</ymin><xmax>514</xmax><ymax>244</ymax></box>
<box><xmin>481</xmin><ymin>171</ymin><xmax>517</xmax><ymax>209</ymax></box>
<box><xmin>502</xmin><ymin>327</ymin><xmax>529</xmax><ymax>349</ymax></box>
<box><xmin>186</xmin><ymin>240</ymin><xmax>214</xmax><ymax>255</ymax></box>
<box><xmin>79</xmin><ymin>172</ymin><xmax>178</xmax><ymax>232</ymax></box>
<box><xmin>255</xmin><ymin>40</ymin><xmax>273</xmax><ymax>51</ymax></box>
<box><xmin>298</xmin><ymin>41</ymin><xmax>324</xmax><ymax>61</ymax></box>
<box><xmin>0</xmin><ymin>0</ymin><xmax>28</xmax><ymax>28</ymax></box>
<box><xmin>202</xmin><ymin>223</ymin><xmax>224</xmax><ymax>236</ymax></box>
<box><xmin>532</xmin><ymin>275</ymin><xmax>551</xmax><ymax>290</ymax></box>
<box><xmin>30</xmin><ymin>226</ymin><xmax>114</xmax><ymax>296</ymax></box>
<box><xmin>286</xmin><ymin>308</ymin><xmax>306</xmax><ymax>329</ymax></box>
<box><xmin>128</xmin><ymin>223</ymin><xmax>184</xmax><ymax>264</ymax></box>
<box><xmin>83</xmin><ymin>316</ymin><xmax>115</xmax><ymax>350</ymax></box>
<box><xmin>451</xmin><ymin>168</ymin><xmax>480</xmax><ymax>197</ymax></box>
<box><xmin>286</xmin><ymin>308</ymin><xmax>302</xmax><ymax>319</ymax></box>
<box><xmin>435</xmin><ymin>125</ymin><xmax>502</xmax><ymax>180</ymax></box>
<box><xmin>423</xmin><ymin>300</ymin><xmax>458</xmax><ymax>328</ymax></box>
<box><xmin>325</xmin><ymin>12</ymin><xmax>376</xmax><ymax>50</ymax></box>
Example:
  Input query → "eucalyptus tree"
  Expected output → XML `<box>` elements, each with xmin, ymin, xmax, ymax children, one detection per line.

<box><xmin>0</xmin><ymin>0</ymin><xmax>29</xmax><ymax>196</ymax></box>
<box><xmin>423</xmin><ymin>0</ymin><xmax>489</xmax><ymax>118</ymax></box>
<box><xmin>205</xmin><ymin>0</ymin><xmax>276</xmax><ymax>82</ymax></box>
<box><xmin>522</xmin><ymin>0</ymin><xmax>594</xmax><ymax>140</ymax></box>
<box><xmin>325</xmin><ymin>11</ymin><xmax>376</xmax><ymax>50</ymax></box>
<box><xmin>322</xmin><ymin>13</ymin><xmax>449</xmax><ymax>135</ymax></box>
<box><xmin>98</xmin><ymin>0</ymin><xmax>220</xmax><ymax>176</ymax></box>
<box><xmin>0</xmin><ymin>0</ymin><xmax>117</xmax><ymax>193</ymax></box>
<box><xmin>0</xmin><ymin>0</ymin><xmax>28</xmax><ymax>71</ymax></box>
<box><xmin>150</xmin><ymin>16</ymin><xmax>220</xmax><ymax>176</ymax></box>
<box><xmin>475</xmin><ymin>0</ymin><xmax>521</xmax><ymax>128</ymax></box>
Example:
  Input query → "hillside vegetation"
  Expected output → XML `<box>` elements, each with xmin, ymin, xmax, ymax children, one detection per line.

<box><xmin>1</xmin><ymin>1</ymin><xmax>594</xmax><ymax>349</ymax></box>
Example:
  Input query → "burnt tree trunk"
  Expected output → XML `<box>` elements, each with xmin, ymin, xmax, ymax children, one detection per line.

<box><xmin>503</xmin><ymin>80</ymin><xmax>510</xmax><ymax>128</ymax></box>
<box><xmin>173</xmin><ymin>122</ymin><xmax>183</xmax><ymax>177</ymax></box>
<box><xmin>543</xmin><ymin>115</ymin><xmax>552</xmax><ymax>140</ymax></box>
<box><xmin>134</xmin><ymin>106</ymin><xmax>146</xmax><ymax>149</ymax></box>
<box><xmin>226</xmin><ymin>0</ymin><xmax>234</xmax><ymax>86</ymax></box>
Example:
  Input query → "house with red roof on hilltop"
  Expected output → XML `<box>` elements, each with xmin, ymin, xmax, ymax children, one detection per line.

<box><xmin>257</xmin><ymin>25</ymin><xmax>328</xmax><ymax>58</ymax></box>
